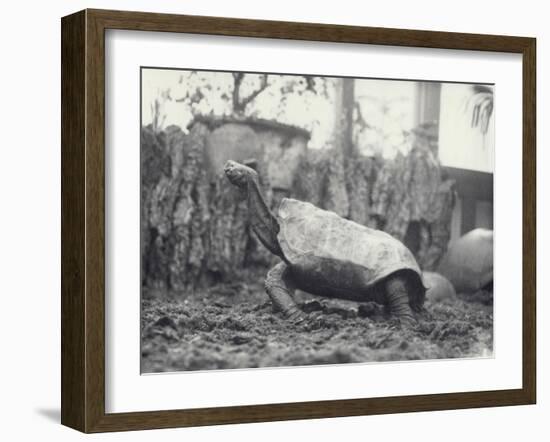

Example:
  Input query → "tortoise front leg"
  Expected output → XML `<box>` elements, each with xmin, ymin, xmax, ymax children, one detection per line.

<box><xmin>265</xmin><ymin>262</ymin><xmax>304</xmax><ymax>322</ymax></box>
<box><xmin>385</xmin><ymin>275</ymin><xmax>416</xmax><ymax>325</ymax></box>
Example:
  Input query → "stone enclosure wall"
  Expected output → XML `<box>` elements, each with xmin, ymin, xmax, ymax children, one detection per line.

<box><xmin>141</xmin><ymin>117</ymin><xmax>456</xmax><ymax>292</ymax></box>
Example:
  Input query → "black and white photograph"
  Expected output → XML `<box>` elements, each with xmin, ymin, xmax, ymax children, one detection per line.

<box><xmin>140</xmin><ymin>67</ymin><xmax>494</xmax><ymax>373</ymax></box>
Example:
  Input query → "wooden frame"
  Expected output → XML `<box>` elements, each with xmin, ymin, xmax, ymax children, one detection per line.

<box><xmin>61</xmin><ymin>8</ymin><xmax>536</xmax><ymax>433</ymax></box>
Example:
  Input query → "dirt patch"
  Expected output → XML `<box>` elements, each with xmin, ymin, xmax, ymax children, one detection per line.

<box><xmin>141</xmin><ymin>274</ymin><xmax>493</xmax><ymax>373</ymax></box>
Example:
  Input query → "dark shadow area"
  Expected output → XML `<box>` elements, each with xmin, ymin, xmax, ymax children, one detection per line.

<box><xmin>35</xmin><ymin>408</ymin><xmax>60</xmax><ymax>423</ymax></box>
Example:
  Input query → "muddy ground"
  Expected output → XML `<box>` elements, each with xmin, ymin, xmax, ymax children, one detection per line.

<box><xmin>141</xmin><ymin>271</ymin><xmax>493</xmax><ymax>373</ymax></box>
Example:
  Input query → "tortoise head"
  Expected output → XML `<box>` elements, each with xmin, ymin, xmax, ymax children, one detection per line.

<box><xmin>224</xmin><ymin>160</ymin><xmax>258</xmax><ymax>188</ymax></box>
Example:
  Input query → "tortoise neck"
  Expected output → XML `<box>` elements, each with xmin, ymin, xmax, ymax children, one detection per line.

<box><xmin>245</xmin><ymin>175</ymin><xmax>286</xmax><ymax>261</ymax></box>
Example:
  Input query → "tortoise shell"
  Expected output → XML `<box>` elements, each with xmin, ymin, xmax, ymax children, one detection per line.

<box><xmin>437</xmin><ymin>228</ymin><xmax>493</xmax><ymax>294</ymax></box>
<box><xmin>276</xmin><ymin>198</ymin><xmax>421</xmax><ymax>289</ymax></box>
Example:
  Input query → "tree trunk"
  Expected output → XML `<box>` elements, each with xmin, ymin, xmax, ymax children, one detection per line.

<box><xmin>333</xmin><ymin>77</ymin><xmax>355</xmax><ymax>158</ymax></box>
<box><xmin>324</xmin><ymin>77</ymin><xmax>356</xmax><ymax>218</ymax></box>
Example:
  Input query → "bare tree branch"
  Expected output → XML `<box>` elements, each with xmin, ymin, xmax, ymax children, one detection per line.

<box><xmin>239</xmin><ymin>74</ymin><xmax>269</xmax><ymax>109</ymax></box>
<box><xmin>354</xmin><ymin>101</ymin><xmax>371</xmax><ymax>130</ymax></box>
<box><xmin>232</xmin><ymin>73</ymin><xmax>245</xmax><ymax>113</ymax></box>
<box><xmin>232</xmin><ymin>73</ymin><xmax>269</xmax><ymax>114</ymax></box>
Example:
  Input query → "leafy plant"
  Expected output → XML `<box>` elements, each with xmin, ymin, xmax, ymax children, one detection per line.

<box><xmin>467</xmin><ymin>85</ymin><xmax>494</xmax><ymax>135</ymax></box>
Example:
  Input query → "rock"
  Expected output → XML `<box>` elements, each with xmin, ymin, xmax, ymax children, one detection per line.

<box><xmin>231</xmin><ymin>334</ymin><xmax>253</xmax><ymax>345</ymax></box>
<box><xmin>143</xmin><ymin>316</ymin><xmax>180</xmax><ymax>342</ymax></box>
<box><xmin>153</xmin><ymin>316</ymin><xmax>178</xmax><ymax>330</ymax></box>
<box><xmin>423</xmin><ymin>271</ymin><xmax>457</xmax><ymax>303</ymax></box>
<box><xmin>301</xmin><ymin>300</ymin><xmax>324</xmax><ymax>313</ymax></box>
<box><xmin>323</xmin><ymin>305</ymin><xmax>358</xmax><ymax>319</ymax></box>
<box><xmin>438</xmin><ymin>228</ymin><xmax>493</xmax><ymax>293</ymax></box>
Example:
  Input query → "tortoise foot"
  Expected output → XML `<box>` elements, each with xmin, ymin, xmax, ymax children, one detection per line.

<box><xmin>389</xmin><ymin>315</ymin><xmax>418</xmax><ymax>330</ymax></box>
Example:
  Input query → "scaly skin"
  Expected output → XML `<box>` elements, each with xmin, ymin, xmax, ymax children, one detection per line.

<box><xmin>385</xmin><ymin>276</ymin><xmax>416</xmax><ymax>325</ymax></box>
<box><xmin>264</xmin><ymin>262</ymin><xmax>303</xmax><ymax>321</ymax></box>
<box><xmin>224</xmin><ymin>160</ymin><xmax>286</xmax><ymax>260</ymax></box>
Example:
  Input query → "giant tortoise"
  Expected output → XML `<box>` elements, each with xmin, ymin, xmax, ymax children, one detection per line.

<box><xmin>224</xmin><ymin>160</ymin><xmax>426</xmax><ymax>324</ymax></box>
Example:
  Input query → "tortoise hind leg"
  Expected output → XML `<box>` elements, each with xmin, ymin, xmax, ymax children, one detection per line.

<box><xmin>265</xmin><ymin>262</ymin><xmax>303</xmax><ymax>322</ymax></box>
<box><xmin>385</xmin><ymin>275</ymin><xmax>416</xmax><ymax>325</ymax></box>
